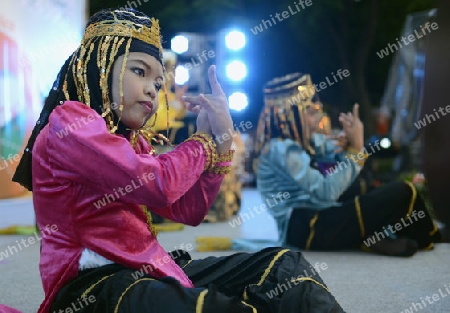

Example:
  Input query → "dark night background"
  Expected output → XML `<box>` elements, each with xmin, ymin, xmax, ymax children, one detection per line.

<box><xmin>89</xmin><ymin>0</ymin><xmax>436</xmax><ymax>135</ymax></box>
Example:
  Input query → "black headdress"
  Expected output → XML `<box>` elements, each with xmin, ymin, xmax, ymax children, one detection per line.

<box><xmin>254</xmin><ymin>73</ymin><xmax>319</xmax><ymax>157</ymax></box>
<box><xmin>12</xmin><ymin>8</ymin><xmax>165</xmax><ymax>190</ymax></box>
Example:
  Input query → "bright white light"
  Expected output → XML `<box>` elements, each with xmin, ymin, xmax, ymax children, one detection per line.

<box><xmin>175</xmin><ymin>65</ymin><xmax>190</xmax><ymax>85</ymax></box>
<box><xmin>380</xmin><ymin>137</ymin><xmax>391</xmax><ymax>149</ymax></box>
<box><xmin>228</xmin><ymin>92</ymin><xmax>248</xmax><ymax>111</ymax></box>
<box><xmin>226</xmin><ymin>61</ymin><xmax>247</xmax><ymax>81</ymax></box>
<box><xmin>225</xmin><ymin>31</ymin><xmax>246</xmax><ymax>51</ymax></box>
<box><xmin>171</xmin><ymin>35</ymin><xmax>189</xmax><ymax>54</ymax></box>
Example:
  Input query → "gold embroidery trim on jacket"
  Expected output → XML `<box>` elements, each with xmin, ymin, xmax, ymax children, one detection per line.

<box><xmin>81</xmin><ymin>274</ymin><xmax>115</xmax><ymax>298</ymax></box>
<box><xmin>404</xmin><ymin>181</ymin><xmax>417</xmax><ymax>217</ymax></box>
<box><xmin>182</xmin><ymin>259</ymin><xmax>194</xmax><ymax>269</ymax></box>
<box><xmin>290</xmin><ymin>277</ymin><xmax>331</xmax><ymax>294</ymax></box>
<box><xmin>196</xmin><ymin>289</ymin><xmax>209</xmax><ymax>313</ymax></box>
<box><xmin>257</xmin><ymin>249</ymin><xmax>290</xmax><ymax>285</ymax></box>
<box><xmin>355</xmin><ymin>196</ymin><xmax>365</xmax><ymax>239</ymax></box>
<box><xmin>114</xmin><ymin>277</ymin><xmax>155</xmax><ymax>313</ymax></box>
<box><xmin>305</xmin><ymin>213</ymin><xmax>319</xmax><ymax>250</ymax></box>
<box><xmin>241</xmin><ymin>300</ymin><xmax>258</xmax><ymax>312</ymax></box>
<box><xmin>404</xmin><ymin>181</ymin><xmax>439</xmax><ymax>238</ymax></box>
<box><xmin>360</xmin><ymin>179</ymin><xmax>367</xmax><ymax>195</ymax></box>
<box><xmin>243</xmin><ymin>249</ymin><xmax>290</xmax><ymax>301</ymax></box>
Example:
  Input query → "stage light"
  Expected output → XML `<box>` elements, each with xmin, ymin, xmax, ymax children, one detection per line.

<box><xmin>225</xmin><ymin>31</ymin><xmax>246</xmax><ymax>51</ymax></box>
<box><xmin>380</xmin><ymin>137</ymin><xmax>391</xmax><ymax>149</ymax></box>
<box><xmin>226</xmin><ymin>61</ymin><xmax>247</xmax><ymax>82</ymax></box>
<box><xmin>228</xmin><ymin>92</ymin><xmax>248</xmax><ymax>111</ymax></box>
<box><xmin>171</xmin><ymin>35</ymin><xmax>189</xmax><ymax>54</ymax></box>
<box><xmin>175</xmin><ymin>65</ymin><xmax>190</xmax><ymax>85</ymax></box>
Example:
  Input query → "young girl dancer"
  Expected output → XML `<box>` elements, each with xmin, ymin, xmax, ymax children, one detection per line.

<box><xmin>12</xmin><ymin>9</ymin><xmax>344</xmax><ymax>313</ymax></box>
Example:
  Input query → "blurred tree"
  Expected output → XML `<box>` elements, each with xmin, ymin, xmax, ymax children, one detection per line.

<box><xmin>280</xmin><ymin>0</ymin><xmax>435</xmax><ymax>135</ymax></box>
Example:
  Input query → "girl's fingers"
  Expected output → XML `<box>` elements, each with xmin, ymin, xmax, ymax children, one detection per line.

<box><xmin>187</xmin><ymin>106</ymin><xmax>201</xmax><ymax>114</ymax></box>
<box><xmin>353</xmin><ymin>103</ymin><xmax>360</xmax><ymax>119</ymax></box>
<box><xmin>208</xmin><ymin>65</ymin><xmax>225</xmax><ymax>96</ymax></box>
<box><xmin>182</xmin><ymin>94</ymin><xmax>213</xmax><ymax>110</ymax></box>
<box><xmin>182</xmin><ymin>95</ymin><xmax>202</xmax><ymax>105</ymax></box>
<box><xmin>186</xmin><ymin>103</ymin><xmax>202</xmax><ymax>114</ymax></box>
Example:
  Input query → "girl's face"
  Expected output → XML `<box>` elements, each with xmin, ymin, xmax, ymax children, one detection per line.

<box><xmin>305</xmin><ymin>105</ymin><xmax>320</xmax><ymax>134</ymax></box>
<box><xmin>111</xmin><ymin>52</ymin><xmax>164</xmax><ymax>129</ymax></box>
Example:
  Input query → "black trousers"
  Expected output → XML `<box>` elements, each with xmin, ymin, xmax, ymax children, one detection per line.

<box><xmin>286</xmin><ymin>181</ymin><xmax>440</xmax><ymax>251</ymax></box>
<box><xmin>50</xmin><ymin>247</ymin><xmax>344</xmax><ymax>313</ymax></box>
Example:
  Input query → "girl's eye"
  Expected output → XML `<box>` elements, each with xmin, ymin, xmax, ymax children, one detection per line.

<box><xmin>132</xmin><ymin>68</ymin><xmax>145</xmax><ymax>77</ymax></box>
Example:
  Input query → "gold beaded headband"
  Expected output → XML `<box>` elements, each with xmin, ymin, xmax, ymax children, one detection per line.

<box><xmin>60</xmin><ymin>10</ymin><xmax>172</xmax><ymax>147</ymax></box>
<box><xmin>255</xmin><ymin>72</ymin><xmax>320</xmax><ymax>155</ymax></box>
<box><xmin>82</xmin><ymin>16</ymin><xmax>163</xmax><ymax>54</ymax></box>
<box><xmin>263</xmin><ymin>73</ymin><xmax>316</xmax><ymax>109</ymax></box>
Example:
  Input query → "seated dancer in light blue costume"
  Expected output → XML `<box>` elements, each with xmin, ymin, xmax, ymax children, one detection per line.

<box><xmin>253</xmin><ymin>73</ymin><xmax>441</xmax><ymax>257</ymax></box>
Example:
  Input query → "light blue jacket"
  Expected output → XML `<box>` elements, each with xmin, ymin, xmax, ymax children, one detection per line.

<box><xmin>255</xmin><ymin>138</ymin><xmax>363</xmax><ymax>245</ymax></box>
<box><xmin>311</xmin><ymin>133</ymin><xmax>343</xmax><ymax>163</ymax></box>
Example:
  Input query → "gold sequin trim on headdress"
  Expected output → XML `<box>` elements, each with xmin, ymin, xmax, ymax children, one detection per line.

<box><xmin>82</xmin><ymin>16</ymin><xmax>163</xmax><ymax>54</ymax></box>
<box><xmin>255</xmin><ymin>73</ymin><xmax>317</xmax><ymax>155</ymax></box>
<box><xmin>62</xmin><ymin>10</ymin><xmax>164</xmax><ymax>133</ymax></box>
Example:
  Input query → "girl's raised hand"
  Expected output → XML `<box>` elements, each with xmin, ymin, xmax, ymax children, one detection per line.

<box><xmin>182</xmin><ymin>65</ymin><xmax>233</xmax><ymax>153</ymax></box>
<box><xmin>328</xmin><ymin>131</ymin><xmax>348</xmax><ymax>154</ymax></box>
<box><xmin>196</xmin><ymin>108</ymin><xmax>212</xmax><ymax>136</ymax></box>
<box><xmin>338</xmin><ymin>103</ymin><xmax>364</xmax><ymax>152</ymax></box>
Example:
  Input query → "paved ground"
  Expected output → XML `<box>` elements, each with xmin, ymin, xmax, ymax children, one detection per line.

<box><xmin>1</xmin><ymin>188</ymin><xmax>449</xmax><ymax>312</ymax></box>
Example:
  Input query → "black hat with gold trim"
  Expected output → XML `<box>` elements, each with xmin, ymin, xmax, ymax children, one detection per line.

<box><xmin>13</xmin><ymin>8</ymin><xmax>167</xmax><ymax>190</ymax></box>
<box><xmin>255</xmin><ymin>72</ymin><xmax>319</xmax><ymax>156</ymax></box>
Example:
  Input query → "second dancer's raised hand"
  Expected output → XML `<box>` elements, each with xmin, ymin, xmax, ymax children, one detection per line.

<box><xmin>339</xmin><ymin>103</ymin><xmax>364</xmax><ymax>152</ymax></box>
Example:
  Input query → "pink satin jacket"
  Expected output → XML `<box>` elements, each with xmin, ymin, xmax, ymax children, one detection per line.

<box><xmin>32</xmin><ymin>101</ymin><xmax>224</xmax><ymax>313</ymax></box>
